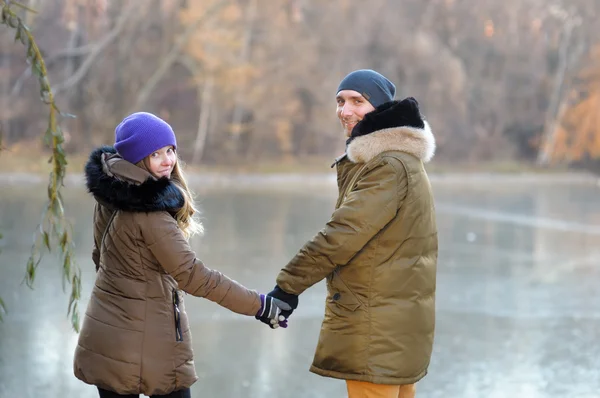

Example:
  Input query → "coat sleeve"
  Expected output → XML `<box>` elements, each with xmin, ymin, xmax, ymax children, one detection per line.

<box><xmin>276</xmin><ymin>160</ymin><xmax>408</xmax><ymax>295</ymax></box>
<box><xmin>92</xmin><ymin>203</ymin><xmax>113</xmax><ymax>272</ymax></box>
<box><xmin>140</xmin><ymin>212</ymin><xmax>261</xmax><ymax>316</ymax></box>
<box><xmin>92</xmin><ymin>243</ymin><xmax>100</xmax><ymax>272</ymax></box>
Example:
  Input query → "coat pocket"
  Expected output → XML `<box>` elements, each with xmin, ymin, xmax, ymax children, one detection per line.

<box><xmin>328</xmin><ymin>292</ymin><xmax>361</xmax><ymax>312</ymax></box>
<box><xmin>327</xmin><ymin>269</ymin><xmax>363</xmax><ymax>312</ymax></box>
<box><xmin>172</xmin><ymin>289</ymin><xmax>183</xmax><ymax>342</ymax></box>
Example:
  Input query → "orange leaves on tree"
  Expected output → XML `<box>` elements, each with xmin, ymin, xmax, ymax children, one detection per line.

<box><xmin>552</xmin><ymin>45</ymin><xmax>600</xmax><ymax>162</ymax></box>
<box><xmin>178</xmin><ymin>1</ymin><xmax>244</xmax><ymax>73</ymax></box>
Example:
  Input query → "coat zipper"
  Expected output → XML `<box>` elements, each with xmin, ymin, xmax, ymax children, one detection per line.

<box><xmin>172</xmin><ymin>289</ymin><xmax>183</xmax><ymax>342</ymax></box>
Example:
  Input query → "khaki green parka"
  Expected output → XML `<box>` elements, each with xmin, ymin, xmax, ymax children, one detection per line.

<box><xmin>277</xmin><ymin>99</ymin><xmax>438</xmax><ymax>385</ymax></box>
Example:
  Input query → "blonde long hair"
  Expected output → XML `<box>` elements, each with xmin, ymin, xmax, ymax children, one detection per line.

<box><xmin>138</xmin><ymin>156</ymin><xmax>203</xmax><ymax>239</ymax></box>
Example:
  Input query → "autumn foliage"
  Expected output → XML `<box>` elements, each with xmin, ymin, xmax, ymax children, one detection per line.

<box><xmin>0</xmin><ymin>0</ymin><xmax>599</xmax><ymax>167</ymax></box>
<box><xmin>551</xmin><ymin>45</ymin><xmax>600</xmax><ymax>163</ymax></box>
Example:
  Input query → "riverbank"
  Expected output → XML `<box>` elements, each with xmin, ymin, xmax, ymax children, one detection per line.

<box><xmin>1</xmin><ymin>170</ymin><xmax>598</xmax><ymax>189</ymax></box>
<box><xmin>1</xmin><ymin>147</ymin><xmax>598</xmax><ymax>187</ymax></box>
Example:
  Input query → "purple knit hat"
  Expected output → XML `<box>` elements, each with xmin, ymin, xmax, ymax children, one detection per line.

<box><xmin>114</xmin><ymin>112</ymin><xmax>177</xmax><ymax>164</ymax></box>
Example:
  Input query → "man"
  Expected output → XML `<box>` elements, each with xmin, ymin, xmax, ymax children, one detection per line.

<box><xmin>265</xmin><ymin>69</ymin><xmax>438</xmax><ymax>398</ymax></box>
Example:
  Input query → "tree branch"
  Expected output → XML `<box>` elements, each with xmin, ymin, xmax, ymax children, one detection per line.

<box><xmin>52</xmin><ymin>3</ymin><xmax>137</xmax><ymax>95</ymax></box>
<box><xmin>1</xmin><ymin>0</ymin><xmax>81</xmax><ymax>331</ymax></box>
<box><xmin>128</xmin><ymin>0</ymin><xmax>230</xmax><ymax>113</ymax></box>
<box><xmin>10</xmin><ymin>43</ymin><xmax>99</xmax><ymax>96</ymax></box>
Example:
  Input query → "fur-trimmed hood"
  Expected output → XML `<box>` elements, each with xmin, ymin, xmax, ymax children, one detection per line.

<box><xmin>345</xmin><ymin>97</ymin><xmax>435</xmax><ymax>164</ymax></box>
<box><xmin>84</xmin><ymin>146</ymin><xmax>184</xmax><ymax>212</ymax></box>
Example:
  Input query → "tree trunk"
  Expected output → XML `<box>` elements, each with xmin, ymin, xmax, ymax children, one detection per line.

<box><xmin>52</xmin><ymin>2</ymin><xmax>138</xmax><ymax>95</ymax></box>
<box><xmin>537</xmin><ymin>20</ymin><xmax>586</xmax><ymax>165</ymax></box>
<box><xmin>129</xmin><ymin>0</ymin><xmax>228</xmax><ymax>113</ymax></box>
<box><xmin>229</xmin><ymin>0</ymin><xmax>258</xmax><ymax>156</ymax></box>
<box><xmin>192</xmin><ymin>75</ymin><xmax>214</xmax><ymax>164</ymax></box>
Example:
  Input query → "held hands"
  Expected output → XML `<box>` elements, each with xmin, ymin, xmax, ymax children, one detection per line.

<box><xmin>255</xmin><ymin>285</ymin><xmax>299</xmax><ymax>329</ymax></box>
<box><xmin>255</xmin><ymin>294</ymin><xmax>291</xmax><ymax>329</ymax></box>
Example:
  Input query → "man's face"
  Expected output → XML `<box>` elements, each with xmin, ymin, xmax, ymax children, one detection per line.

<box><xmin>336</xmin><ymin>90</ymin><xmax>376</xmax><ymax>137</ymax></box>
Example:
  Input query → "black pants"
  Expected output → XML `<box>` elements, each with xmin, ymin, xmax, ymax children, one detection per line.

<box><xmin>98</xmin><ymin>387</ymin><xmax>191</xmax><ymax>398</ymax></box>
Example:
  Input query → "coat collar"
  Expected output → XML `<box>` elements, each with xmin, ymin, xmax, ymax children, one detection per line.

<box><xmin>84</xmin><ymin>146</ymin><xmax>184</xmax><ymax>212</ymax></box>
<box><xmin>340</xmin><ymin>98</ymin><xmax>436</xmax><ymax>165</ymax></box>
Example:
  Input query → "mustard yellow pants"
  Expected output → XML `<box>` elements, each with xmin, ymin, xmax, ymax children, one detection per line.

<box><xmin>346</xmin><ymin>380</ymin><xmax>416</xmax><ymax>398</ymax></box>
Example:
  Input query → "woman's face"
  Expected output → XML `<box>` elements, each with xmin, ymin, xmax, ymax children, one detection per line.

<box><xmin>146</xmin><ymin>146</ymin><xmax>177</xmax><ymax>179</ymax></box>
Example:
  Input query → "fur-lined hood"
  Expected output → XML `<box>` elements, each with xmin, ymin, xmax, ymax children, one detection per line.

<box><xmin>84</xmin><ymin>146</ymin><xmax>184</xmax><ymax>212</ymax></box>
<box><xmin>345</xmin><ymin>97</ymin><xmax>435</xmax><ymax>164</ymax></box>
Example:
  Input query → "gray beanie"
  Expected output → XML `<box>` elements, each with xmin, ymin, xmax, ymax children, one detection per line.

<box><xmin>336</xmin><ymin>69</ymin><xmax>396</xmax><ymax>107</ymax></box>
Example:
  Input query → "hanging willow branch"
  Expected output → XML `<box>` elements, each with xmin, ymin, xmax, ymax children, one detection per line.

<box><xmin>0</xmin><ymin>1</ymin><xmax>81</xmax><ymax>332</ymax></box>
<box><xmin>0</xmin><ymin>232</ymin><xmax>5</xmax><ymax>321</ymax></box>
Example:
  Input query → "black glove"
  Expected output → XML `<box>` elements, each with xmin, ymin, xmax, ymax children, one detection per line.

<box><xmin>255</xmin><ymin>294</ymin><xmax>291</xmax><ymax>329</ymax></box>
<box><xmin>268</xmin><ymin>285</ymin><xmax>299</xmax><ymax>320</ymax></box>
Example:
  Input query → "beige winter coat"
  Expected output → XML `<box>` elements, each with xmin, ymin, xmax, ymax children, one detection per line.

<box><xmin>73</xmin><ymin>147</ymin><xmax>261</xmax><ymax>396</ymax></box>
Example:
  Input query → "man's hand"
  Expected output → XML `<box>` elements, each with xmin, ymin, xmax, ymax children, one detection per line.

<box><xmin>268</xmin><ymin>285</ymin><xmax>299</xmax><ymax>321</ymax></box>
<box><xmin>255</xmin><ymin>294</ymin><xmax>291</xmax><ymax>329</ymax></box>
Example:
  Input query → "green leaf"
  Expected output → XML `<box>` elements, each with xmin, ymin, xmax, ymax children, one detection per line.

<box><xmin>60</xmin><ymin>231</ymin><xmax>68</xmax><ymax>251</ymax></box>
<box><xmin>52</xmin><ymin>125</ymin><xmax>63</xmax><ymax>138</ymax></box>
<box><xmin>51</xmin><ymin>198</ymin><xmax>61</xmax><ymax>216</ymax></box>
<box><xmin>26</xmin><ymin>42</ymin><xmax>35</xmax><ymax>60</ymax></box>
<box><xmin>39</xmin><ymin>76</ymin><xmax>50</xmax><ymax>91</ymax></box>
<box><xmin>0</xmin><ymin>296</ymin><xmax>6</xmax><ymax>322</ymax></box>
<box><xmin>42</xmin><ymin>231</ymin><xmax>50</xmax><ymax>251</ymax></box>
<box><xmin>73</xmin><ymin>272</ymin><xmax>81</xmax><ymax>297</ymax></box>
<box><xmin>31</xmin><ymin>60</ymin><xmax>43</xmax><ymax>79</ymax></box>
<box><xmin>18</xmin><ymin>27</ymin><xmax>29</xmax><ymax>46</ymax></box>
<box><xmin>25</xmin><ymin>257</ymin><xmax>35</xmax><ymax>287</ymax></box>
<box><xmin>43</xmin><ymin>128</ymin><xmax>52</xmax><ymax>147</ymax></box>
<box><xmin>40</xmin><ymin>89</ymin><xmax>51</xmax><ymax>104</ymax></box>
<box><xmin>68</xmin><ymin>273</ymin><xmax>81</xmax><ymax>306</ymax></box>
<box><xmin>40</xmin><ymin>86</ymin><xmax>49</xmax><ymax>100</ymax></box>
<box><xmin>63</xmin><ymin>252</ymin><xmax>71</xmax><ymax>286</ymax></box>
<box><xmin>7</xmin><ymin>14</ymin><xmax>19</xmax><ymax>29</ymax></box>
<box><xmin>57</xmin><ymin>153</ymin><xmax>67</xmax><ymax>166</ymax></box>
<box><xmin>68</xmin><ymin>293</ymin><xmax>75</xmax><ymax>313</ymax></box>
<box><xmin>70</xmin><ymin>302</ymin><xmax>80</xmax><ymax>333</ymax></box>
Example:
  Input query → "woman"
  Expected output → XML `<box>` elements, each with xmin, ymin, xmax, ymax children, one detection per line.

<box><xmin>74</xmin><ymin>112</ymin><xmax>289</xmax><ymax>398</ymax></box>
